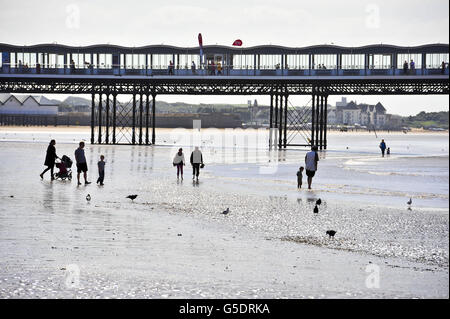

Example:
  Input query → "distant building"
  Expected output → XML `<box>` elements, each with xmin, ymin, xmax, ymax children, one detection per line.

<box><xmin>334</xmin><ymin>97</ymin><xmax>387</xmax><ymax>128</ymax></box>
<box><xmin>0</xmin><ymin>94</ymin><xmax>59</xmax><ymax>115</ymax></box>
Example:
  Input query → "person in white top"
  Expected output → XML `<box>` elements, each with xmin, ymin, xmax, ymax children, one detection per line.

<box><xmin>304</xmin><ymin>145</ymin><xmax>319</xmax><ymax>189</ymax></box>
<box><xmin>173</xmin><ymin>148</ymin><xmax>185</xmax><ymax>180</ymax></box>
<box><xmin>190</xmin><ymin>147</ymin><xmax>204</xmax><ymax>181</ymax></box>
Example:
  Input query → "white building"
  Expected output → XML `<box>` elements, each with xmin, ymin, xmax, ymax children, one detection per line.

<box><xmin>0</xmin><ymin>94</ymin><xmax>59</xmax><ymax>115</ymax></box>
<box><xmin>335</xmin><ymin>97</ymin><xmax>387</xmax><ymax>128</ymax></box>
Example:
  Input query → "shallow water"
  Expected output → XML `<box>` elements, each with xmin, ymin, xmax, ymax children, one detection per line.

<box><xmin>0</xmin><ymin>128</ymin><xmax>448</xmax><ymax>298</ymax></box>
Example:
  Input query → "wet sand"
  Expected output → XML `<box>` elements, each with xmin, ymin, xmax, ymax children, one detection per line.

<box><xmin>0</xmin><ymin>129</ymin><xmax>448</xmax><ymax>298</ymax></box>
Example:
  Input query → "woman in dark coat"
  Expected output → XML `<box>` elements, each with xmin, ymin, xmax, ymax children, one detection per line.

<box><xmin>40</xmin><ymin>140</ymin><xmax>59</xmax><ymax>180</ymax></box>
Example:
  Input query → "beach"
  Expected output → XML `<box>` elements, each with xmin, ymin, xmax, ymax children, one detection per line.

<box><xmin>0</xmin><ymin>127</ymin><xmax>448</xmax><ymax>298</ymax></box>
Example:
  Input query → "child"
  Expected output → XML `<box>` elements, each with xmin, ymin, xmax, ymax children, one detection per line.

<box><xmin>97</xmin><ymin>155</ymin><xmax>106</xmax><ymax>186</ymax></box>
<box><xmin>296</xmin><ymin>166</ymin><xmax>304</xmax><ymax>189</ymax></box>
<box><xmin>387</xmin><ymin>147</ymin><xmax>391</xmax><ymax>155</ymax></box>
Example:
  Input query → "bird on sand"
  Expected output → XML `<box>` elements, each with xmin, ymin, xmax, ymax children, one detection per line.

<box><xmin>407</xmin><ymin>198</ymin><xmax>412</xmax><ymax>206</ymax></box>
<box><xmin>313</xmin><ymin>205</ymin><xmax>319</xmax><ymax>214</ymax></box>
<box><xmin>316</xmin><ymin>198</ymin><xmax>322</xmax><ymax>206</ymax></box>
<box><xmin>126</xmin><ymin>195</ymin><xmax>138</xmax><ymax>201</ymax></box>
<box><xmin>222</xmin><ymin>208</ymin><xmax>230</xmax><ymax>215</ymax></box>
<box><xmin>86</xmin><ymin>194</ymin><xmax>91</xmax><ymax>201</ymax></box>
<box><xmin>326</xmin><ymin>230</ymin><xmax>337</xmax><ymax>238</ymax></box>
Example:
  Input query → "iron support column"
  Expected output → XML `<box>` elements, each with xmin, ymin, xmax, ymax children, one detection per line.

<box><xmin>132</xmin><ymin>93</ymin><xmax>136</xmax><ymax>145</ymax></box>
<box><xmin>284</xmin><ymin>95</ymin><xmax>288</xmax><ymax>148</ymax></box>
<box><xmin>152</xmin><ymin>93</ymin><xmax>156</xmax><ymax>145</ymax></box>
<box><xmin>274</xmin><ymin>94</ymin><xmax>278</xmax><ymax>130</ymax></box>
<box><xmin>98</xmin><ymin>93</ymin><xmax>102</xmax><ymax>144</ymax></box>
<box><xmin>269</xmin><ymin>94</ymin><xmax>273</xmax><ymax>148</ymax></box>
<box><xmin>105</xmin><ymin>93</ymin><xmax>110</xmax><ymax>144</ymax></box>
<box><xmin>139</xmin><ymin>93</ymin><xmax>143</xmax><ymax>145</ymax></box>
<box><xmin>324</xmin><ymin>95</ymin><xmax>328</xmax><ymax>150</ymax></box>
<box><xmin>90</xmin><ymin>92</ymin><xmax>95</xmax><ymax>144</ymax></box>
<box><xmin>311</xmin><ymin>93</ymin><xmax>315</xmax><ymax>147</ymax></box>
<box><xmin>112</xmin><ymin>94</ymin><xmax>117</xmax><ymax>144</ymax></box>
<box><xmin>315</xmin><ymin>94</ymin><xmax>320</xmax><ymax>148</ymax></box>
<box><xmin>319</xmin><ymin>95</ymin><xmax>324</xmax><ymax>150</ymax></box>
<box><xmin>145</xmin><ymin>93</ymin><xmax>150</xmax><ymax>145</ymax></box>
<box><xmin>278</xmin><ymin>95</ymin><xmax>283</xmax><ymax>149</ymax></box>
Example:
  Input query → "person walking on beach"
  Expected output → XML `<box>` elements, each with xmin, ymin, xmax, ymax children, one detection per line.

<box><xmin>96</xmin><ymin>155</ymin><xmax>106</xmax><ymax>186</ymax></box>
<box><xmin>305</xmin><ymin>146</ymin><xmax>319</xmax><ymax>190</ymax></box>
<box><xmin>379</xmin><ymin>139</ymin><xmax>387</xmax><ymax>157</ymax></box>
<box><xmin>75</xmin><ymin>141</ymin><xmax>91</xmax><ymax>186</ymax></box>
<box><xmin>296</xmin><ymin>166</ymin><xmax>304</xmax><ymax>189</ymax></box>
<box><xmin>173</xmin><ymin>148</ymin><xmax>186</xmax><ymax>180</ymax></box>
<box><xmin>190</xmin><ymin>147</ymin><xmax>204</xmax><ymax>182</ymax></box>
<box><xmin>40</xmin><ymin>139</ymin><xmax>59</xmax><ymax>180</ymax></box>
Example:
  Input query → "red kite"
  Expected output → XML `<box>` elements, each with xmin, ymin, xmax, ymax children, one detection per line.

<box><xmin>233</xmin><ymin>39</ymin><xmax>243</xmax><ymax>46</ymax></box>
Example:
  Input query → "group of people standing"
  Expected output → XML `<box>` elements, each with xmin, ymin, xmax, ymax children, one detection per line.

<box><xmin>403</xmin><ymin>59</ymin><xmax>416</xmax><ymax>74</ymax></box>
<box><xmin>40</xmin><ymin>140</ymin><xmax>106</xmax><ymax>186</ymax></box>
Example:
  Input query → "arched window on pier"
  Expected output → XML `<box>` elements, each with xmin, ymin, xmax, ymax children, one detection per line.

<box><xmin>313</xmin><ymin>54</ymin><xmax>336</xmax><ymax>69</ymax></box>
<box><xmin>286</xmin><ymin>55</ymin><xmax>309</xmax><ymax>70</ymax></box>
<box><xmin>397</xmin><ymin>53</ymin><xmax>422</xmax><ymax>69</ymax></box>
<box><xmin>232</xmin><ymin>54</ymin><xmax>254</xmax><ymax>69</ymax></box>
<box><xmin>260</xmin><ymin>55</ymin><xmax>282</xmax><ymax>70</ymax></box>
<box><xmin>151</xmin><ymin>54</ymin><xmax>172</xmax><ymax>69</ymax></box>
<box><xmin>178</xmin><ymin>54</ymin><xmax>200</xmax><ymax>69</ymax></box>
<box><xmin>426</xmin><ymin>53</ymin><xmax>449</xmax><ymax>69</ymax></box>
<box><xmin>368</xmin><ymin>54</ymin><xmax>392</xmax><ymax>69</ymax></box>
<box><xmin>341</xmin><ymin>54</ymin><xmax>365</xmax><ymax>69</ymax></box>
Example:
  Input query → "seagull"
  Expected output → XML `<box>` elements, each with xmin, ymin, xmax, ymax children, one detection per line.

<box><xmin>313</xmin><ymin>205</ymin><xmax>319</xmax><ymax>214</ymax></box>
<box><xmin>222</xmin><ymin>208</ymin><xmax>230</xmax><ymax>215</ymax></box>
<box><xmin>407</xmin><ymin>198</ymin><xmax>412</xmax><ymax>206</ymax></box>
<box><xmin>326</xmin><ymin>230</ymin><xmax>337</xmax><ymax>238</ymax></box>
<box><xmin>126</xmin><ymin>195</ymin><xmax>138</xmax><ymax>201</ymax></box>
<box><xmin>86</xmin><ymin>194</ymin><xmax>91</xmax><ymax>201</ymax></box>
<box><xmin>316</xmin><ymin>198</ymin><xmax>322</xmax><ymax>206</ymax></box>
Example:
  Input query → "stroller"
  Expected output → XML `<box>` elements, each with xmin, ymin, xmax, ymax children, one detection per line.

<box><xmin>54</xmin><ymin>155</ymin><xmax>73</xmax><ymax>181</ymax></box>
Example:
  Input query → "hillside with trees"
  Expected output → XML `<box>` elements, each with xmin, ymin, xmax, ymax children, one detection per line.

<box><xmin>402</xmin><ymin>111</ymin><xmax>449</xmax><ymax>129</ymax></box>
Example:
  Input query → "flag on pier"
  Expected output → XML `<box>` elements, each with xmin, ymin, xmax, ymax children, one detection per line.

<box><xmin>198</xmin><ymin>33</ymin><xmax>204</xmax><ymax>65</ymax></box>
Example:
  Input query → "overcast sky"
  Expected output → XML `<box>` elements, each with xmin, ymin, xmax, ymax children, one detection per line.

<box><xmin>0</xmin><ymin>0</ymin><xmax>448</xmax><ymax>115</ymax></box>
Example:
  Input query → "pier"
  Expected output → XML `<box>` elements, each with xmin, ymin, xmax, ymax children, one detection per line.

<box><xmin>1</xmin><ymin>43</ymin><xmax>448</xmax><ymax>148</ymax></box>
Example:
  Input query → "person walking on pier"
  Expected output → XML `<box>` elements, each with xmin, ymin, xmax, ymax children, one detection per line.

<box><xmin>211</xmin><ymin>61</ymin><xmax>216</xmax><ymax>75</ymax></box>
<box><xmin>75</xmin><ymin>141</ymin><xmax>91</xmax><ymax>186</ymax></box>
<box><xmin>403</xmin><ymin>60</ymin><xmax>408</xmax><ymax>74</ymax></box>
<box><xmin>410</xmin><ymin>59</ymin><xmax>415</xmax><ymax>74</ymax></box>
<box><xmin>40</xmin><ymin>139</ymin><xmax>59</xmax><ymax>180</ymax></box>
<box><xmin>305</xmin><ymin>146</ymin><xmax>319</xmax><ymax>190</ymax></box>
<box><xmin>379</xmin><ymin>139</ymin><xmax>387</xmax><ymax>157</ymax></box>
<box><xmin>173</xmin><ymin>148</ymin><xmax>186</xmax><ymax>180</ymax></box>
<box><xmin>190</xmin><ymin>147</ymin><xmax>204</xmax><ymax>182</ymax></box>
<box><xmin>168</xmin><ymin>60</ymin><xmax>174</xmax><ymax>75</ymax></box>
